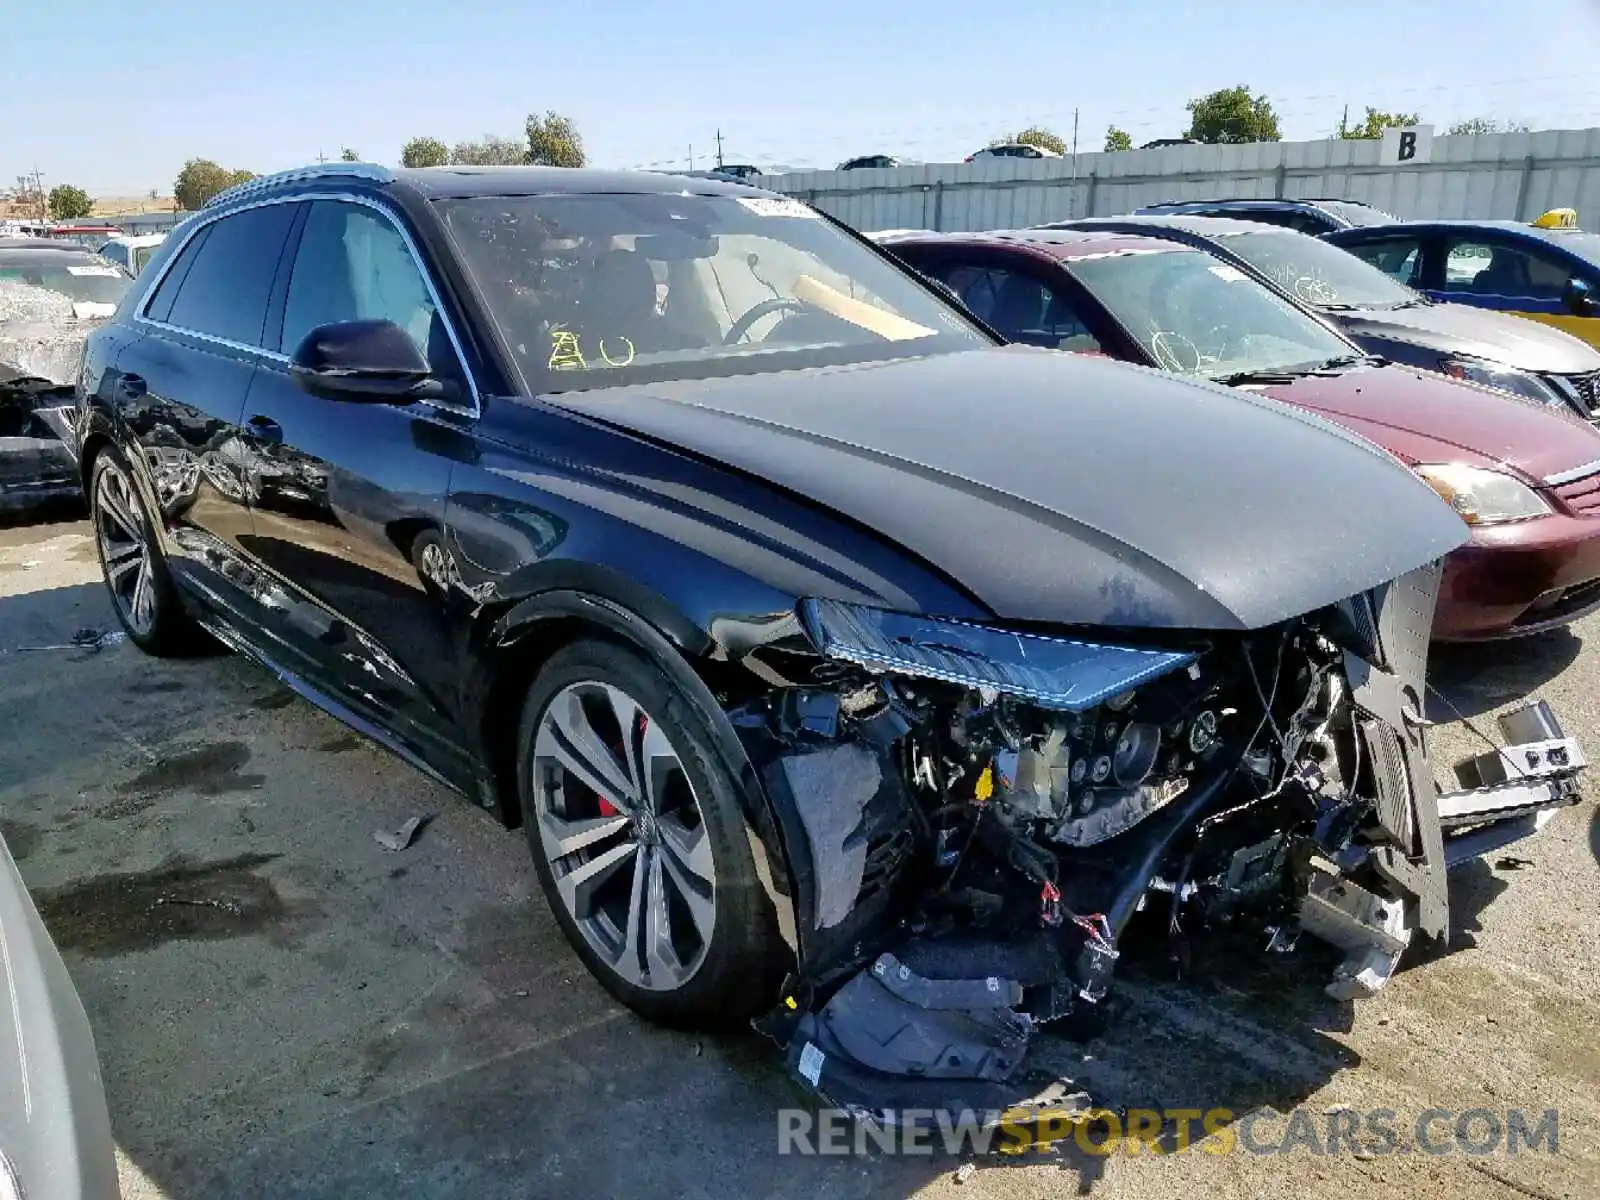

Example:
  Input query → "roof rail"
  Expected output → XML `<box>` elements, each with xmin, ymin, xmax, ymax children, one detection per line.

<box><xmin>203</xmin><ymin>162</ymin><xmax>395</xmax><ymax>210</ymax></box>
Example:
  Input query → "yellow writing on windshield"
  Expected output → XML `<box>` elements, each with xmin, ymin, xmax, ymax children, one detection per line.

<box><xmin>599</xmin><ymin>336</ymin><xmax>636</xmax><ymax>367</ymax></box>
<box><xmin>549</xmin><ymin>329</ymin><xmax>587</xmax><ymax>370</ymax></box>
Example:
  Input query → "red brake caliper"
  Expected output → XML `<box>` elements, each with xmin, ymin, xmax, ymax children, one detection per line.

<box><xmin>598</xmin><ymin>712</ymin><xmax>647</xmax><ymax>817</ymax></box>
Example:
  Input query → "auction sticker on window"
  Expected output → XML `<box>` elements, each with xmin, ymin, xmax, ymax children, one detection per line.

<box><xmin>736</xmin><ymin>197</ymin><xmax>819</xmax><ymax>218</ymax></box>
<box><xmin>66</xmin><ymin>265</ymin><xmax>122</xmax><ymax>277</ymax></box>
<box><xmin>1208</xmin><ymin>264</ymin><xmax>1248</xmax><ymax>282</ymax></box>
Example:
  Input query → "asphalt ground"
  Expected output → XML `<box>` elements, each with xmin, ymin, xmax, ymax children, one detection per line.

<box><xmin>3</xmin><ymin>511</ymin><xmax>1597</xmax><ymax>1199</ymax></box>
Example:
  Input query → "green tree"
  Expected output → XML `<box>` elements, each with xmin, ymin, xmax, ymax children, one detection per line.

<box><xmin>525</xmin><ymin>111</ymin><xmax>586</xmax><ymax>167</ymax></box>
<box><xmin>47</xmin><ymin>184</ymin><xmax>93</xmax><ymax>219</ymax></box>
<box><xmin>449</xmin><ymin>135</ymin><xmax>526</xmax><ymax>166</ymax></box>
<box><xmin>1337</xmin><ymin>107</ymin><xmax>1421</xmax><ymax>139</ymax></box>
<box><xmin>174</xmin><ymin>159</ymin><xmax>253</xmax><ymax>210</ymax></box>
<box><xmin>1000</xmin><ymin>127</ymin><xmax>1067</xmax><ymax>155</ymax></box>
<box><xmin>1184</xmin><ymin>85</ymin><xmax>1282</xmax><ymax>144</ymax></box>
<box><xmin>1447</xmin><ymin>117</ymin><xmax>1532</xmax><ymax>136</ymax></box>
<box><xmin>340</xmin><ymin>147</ymin><xmax>360</xmax><ymax>162</ymax></box>
<box><xmin>1104</xmin><ymin>126</ymin><xmax>1133</xmax><ymax>152</ymax></box>
<box><xmin>400</xmin><ymin>136</ymin><xmax>450</xmax><ymax>168</ymax></box>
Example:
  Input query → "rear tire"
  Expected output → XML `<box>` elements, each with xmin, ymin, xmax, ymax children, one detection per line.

<box><xmin>89</xmin><ymin>445</ymin><xmax>209</xmax><ymax>657</ymax></box>
<box><xmin>517</xmin><ymin>638</ymin><xmax>783</xmax><ymax>1029</ymax></box>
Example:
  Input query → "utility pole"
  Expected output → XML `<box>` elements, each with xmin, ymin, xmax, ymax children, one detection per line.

<box><xmin>1069</xmin><ymin>109</ymin><xmax>1079</xmax><ymax>218</ymax></box>
<box><xmin>1340</xmin><ymin>104</ymin><xmax>1348</xmax><ymax>137</ymax></box>
<box><xmin>315</xmin><ymin>148</ymin><xmax>328</xmax><ymax>164</ymax></box>
<box><xmin>30</xmin><ymin>168</ymin><xmax>46</xmax><ymax>220</ymax></box>
<box><xmin>688</xmin><ymin>144</ymin><xmax>694</xmax><ymax>170</ymax></box>
<box><xmin>715</xmin><ymin>128</ymin><xmax>725</xmax><ymax>168</ymax></box>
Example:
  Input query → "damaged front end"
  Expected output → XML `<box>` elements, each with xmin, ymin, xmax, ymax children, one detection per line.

<box><xmin>728</xmin><ymin>566</ymin><xmax>1584</xmax><ymax>1120</ymax></box>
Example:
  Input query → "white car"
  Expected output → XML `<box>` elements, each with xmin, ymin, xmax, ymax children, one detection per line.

<box><xmin>965</xmin><ymin>142</ymin><xmax>1063</xmax><ymax>162</ymax></box>
<box><xmin>96</xmin><ymin>232</ymin><xmax>167</xmax><ymax>276</ymax></box>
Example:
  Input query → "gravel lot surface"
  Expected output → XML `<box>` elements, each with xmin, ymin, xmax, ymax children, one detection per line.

<box><xmin>3</xmin><ymin>513</ymin><xmax>1596</xmax><ymax>1199</ymax></box>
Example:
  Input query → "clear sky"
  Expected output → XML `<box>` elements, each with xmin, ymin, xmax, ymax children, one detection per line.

<box><xmin>6</xmin><ymin>0</ymin><xmax>1600</xmax><ymax>195</ymax></box>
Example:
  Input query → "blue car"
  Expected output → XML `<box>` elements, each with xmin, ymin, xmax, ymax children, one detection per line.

<box><xmin>1325</xmin><ymin>209</ymin><xmax>1600</xmax><ymax>350</ymax></box>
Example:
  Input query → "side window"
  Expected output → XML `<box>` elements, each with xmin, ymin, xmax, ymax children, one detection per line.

<box><xmin>1441</xmin><ymin>237</ymin><xmax>1572</xmax><ymax>300</ymax></box>
<box><xmin>100</xmin><ymin>243</ymin><xmax>127</xmax><ymax>268</ymax></box>
<box><xmin>1342</xmin><ymin>237</ymin><xmax>1422</xmax><ymax>285</ymax></box>
<box><xmin>143</xmin><ymin>226</ymin><xmax>210</xmax><ymax>324</ymax></box>
<box><xmin>1287</xmin><ymin>213</ymin><xmax>1334</xmax><ymax>236</ymax></box>
<box><xmin>279</xmin><ymin>201</ymin><xmax>446</xmax><ymax>370</ymax></box>
<box><xmin>161</xmin><ymin>204</ymin><xmax>298</xmax><ymax>345</ymax></box>
<box><xmin>940</xmin><ymin>263</ymin><xmax>1101</xmax><ymax>351</ymax></box>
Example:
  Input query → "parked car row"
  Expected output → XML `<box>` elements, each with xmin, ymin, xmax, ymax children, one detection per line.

<box><xmin>9</xmin><ymin>167</ymin><xmax>1594</xmax><ymax>1154</ymax></box>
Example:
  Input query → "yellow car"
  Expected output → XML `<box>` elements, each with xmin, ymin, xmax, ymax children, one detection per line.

<box><xmin>1326</xmin><ymin>208</ymin><xmax>1600</xmax><ymax>348</ymax></box>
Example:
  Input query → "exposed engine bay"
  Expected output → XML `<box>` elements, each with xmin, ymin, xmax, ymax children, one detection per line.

<box><xmin>723</xmin><ymin>568</ymin><xmax>1586</xmax><ymax>1119</ymax></box>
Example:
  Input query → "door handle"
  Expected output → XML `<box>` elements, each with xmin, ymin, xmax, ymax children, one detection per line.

<box><xmin>245</xmin><ymin>415</ymin><xmax>283</xmax><ymax>445</ymax></box>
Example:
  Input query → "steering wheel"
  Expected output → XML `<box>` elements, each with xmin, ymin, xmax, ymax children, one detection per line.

<box><xmin>1149</xmin><ymin>329</ymin><xmax>1203</xmax><ymax>373</ymax></box>
<box><xmin>724</xmin><ymin>297</ymin><xmax>809</xmax><ymax>344</ymax></box>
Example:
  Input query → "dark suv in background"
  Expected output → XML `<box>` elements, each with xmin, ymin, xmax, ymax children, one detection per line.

<box><xmin>1134</xmin><ymin>197</ymin><xmax>1395</xmax><ymax>235</ymax></box>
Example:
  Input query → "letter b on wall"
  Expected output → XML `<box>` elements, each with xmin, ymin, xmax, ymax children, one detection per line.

<box><xmin>1381</xmin><ymin>125</ymin><xmax>1434</xmax><ymax>166</ymax></box>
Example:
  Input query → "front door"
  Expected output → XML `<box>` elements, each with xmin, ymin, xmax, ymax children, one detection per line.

<box><xmin>1431</xmin><ymin>232</ymin><xmax>1600</xmax><ymax>347</ymax></box>
<box><xmin>236</xmin><ymin>197</ymin><xmax>478</xmax><ymax>787</ymax></box>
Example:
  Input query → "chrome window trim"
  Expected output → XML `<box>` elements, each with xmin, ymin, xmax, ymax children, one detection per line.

<box><xmin>1544</xmin><ymin>456</ymin><xmax>1600</xmax><ymax>487</ymax></box>
<box><xmin>133</xmin><ymin>189</ymin><xmax>481</xmax><ymax>419</ymax></box>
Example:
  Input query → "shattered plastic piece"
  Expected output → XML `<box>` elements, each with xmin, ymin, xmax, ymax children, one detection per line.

<box><xmin>12</xmin><ymin>629</ymin><xmax>127</xmax><ymax>654</ymax></box>
<box><xmin>798</xmin><ymin>1041</ymin><xmax>825</xmax><ymax>1086</ymax></box>
<box><xmin>374</xmin><ymin>815</ymin><xmax>430</xmax><ymax>852</ymax></box>
<box><xmin>799</xmin><ymin>598</ymin><xmax>1197</xmax><ymax>712</ymax></box>
<box><xmin>954</xmin><ymin>1162</ymin><xmax>976</xmax><ymax>1185</ymax></box>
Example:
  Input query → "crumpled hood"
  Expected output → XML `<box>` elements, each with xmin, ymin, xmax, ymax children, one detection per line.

<box><xmin>1336</xmin><ymin>300</ymin><xmax>1600</xmax><ymax>375</ymax></box>
<box><xmin>1257</xmin><ymin>364</ymin><xmax>1600</xmax><ymax>482</ymax></box>
<box><xmin>0</xmin><ymin>280</ymin><xmax>96</xmax><ymax>387</ymax></box>
<box><xmin>548</xmin><ymin>347</ymin><xmax>1469</xmax><ymax>631</ymax></box>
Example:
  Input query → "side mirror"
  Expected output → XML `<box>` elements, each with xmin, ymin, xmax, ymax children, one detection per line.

<box><xmin>288</xmin><ymin>319</ymin><xmax>452</xmax><ymax>404</ymax></box>
<box><xmin>1565</xmin><ymin>277</ymin><xmax>1598</xmax><ymax>318</ymax></box>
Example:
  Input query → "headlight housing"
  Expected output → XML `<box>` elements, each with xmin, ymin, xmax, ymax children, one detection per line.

<box><xmin>1441</xmin><ymin>357</ymin><xmax>1566</xmax><ymax>408</ymax></box>
<box><xmin>1414</xmin><ymin>463</ymin><xmax>1552</xmax><ymax>526</ymax></box>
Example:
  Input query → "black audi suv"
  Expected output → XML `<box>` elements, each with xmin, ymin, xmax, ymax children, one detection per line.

<box><xmin>67</xmin><ymin>163</ymin><xmax>1584</xmax><ymax>1119</ymax></box>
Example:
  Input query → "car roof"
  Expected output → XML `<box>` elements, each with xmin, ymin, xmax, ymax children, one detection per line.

<box><xmin>101</xmin><ymin>233</ymin><xmax>168</xmax><ymax>248</ymax></box>
<box><xmin>0</xmin><ymin>246</ymin><xmax>104</xmax><ymax>266</ymax></box>
<box><xmin>1141</xmin><ymin>197</ymin><xmax>1361</xmax><ymax>212</ymax></box>
<box><xmin>0</xmin><ymin>237</ymin><xmax>87</xmax><ymax>251</ymax></box>
<box><xmin>882</xmin><ymin>228</ymin><xmax>1185</xmax><ymax>260</ymax></box>
<box><xmin>208</xmin><ymin>162</ymin><xmax>772</xmax><ymax>209</ymax></box>
<box><xmin>1044</xmin><ymin>215</ymin><xmax>1275</xmax><ymax>242</ymax></box>
<box><xmin>1330</xmin><ymin>218</ymin><xmax>1589</xmax><ymax>243</ymax></box>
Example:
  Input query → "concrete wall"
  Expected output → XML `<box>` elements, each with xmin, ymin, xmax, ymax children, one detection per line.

<box><xmin>759</xmin><ymin>128</ymin><xmax>1600</xmax><ymax>233</ymax></box>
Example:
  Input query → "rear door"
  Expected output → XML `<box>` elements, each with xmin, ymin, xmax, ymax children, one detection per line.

<box><xmin>112</xmin><ymin>201</ymin><xmax>300</xmax><ymax>619</ymax></box>
<box><xmin>237</xmin><ymin>196</ymin><xmax>477</xmax><ymax>784</ymax></box>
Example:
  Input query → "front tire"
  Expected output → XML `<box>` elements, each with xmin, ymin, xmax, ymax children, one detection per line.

<box><xmin>89</xmin><ymin>446</ymin><xmax>207</xmax><ymax>656</ymax></box>
<box><xmin>517</xmin><ymin>638</ymin><xmax>782</xmax><ymax>1029</ymax></box>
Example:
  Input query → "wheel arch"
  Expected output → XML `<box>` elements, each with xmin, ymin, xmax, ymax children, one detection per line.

<box><xmin>469</xmin><ymin>585</ymin><xmax>800</xmax><ymax>957</ymax></box>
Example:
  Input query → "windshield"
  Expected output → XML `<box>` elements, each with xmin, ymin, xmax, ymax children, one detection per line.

<box><xmin>438</xmin><ymin>193</ymin><xmax>989</xmax><ymax>392</ymax></box>
<box><xmin>1213</xmin><ymin>229</ymin><xmax>1418</xmax><ymax>309</ymax></box>
<box><xmin>1067</xmin><ymin>247</ymin><xmax>1355</xmax><ymax>380</ymax></box>
<box><xmin>0</xmin><ymin>256</ymin><xmax>131</xmax><ymax>305</ymax></box>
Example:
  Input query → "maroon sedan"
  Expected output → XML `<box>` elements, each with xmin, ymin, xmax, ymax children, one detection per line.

<box><xmin>879</xmin><ymin>228</ymin><xmax>1600</xmax><ymax>639</ymax></box>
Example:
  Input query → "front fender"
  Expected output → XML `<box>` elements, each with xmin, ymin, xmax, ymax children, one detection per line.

<box><xmin>471</xmin><ymin>586</ymin><xmax>802</xmax><ymax>959</ymax></box>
